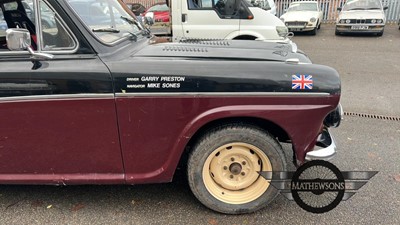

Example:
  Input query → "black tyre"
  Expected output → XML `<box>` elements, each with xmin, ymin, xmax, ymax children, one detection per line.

<box><xmin>335</xmin><ymin>29</ymin><xmax>340</xmax><ymax>36</ymax></box>
<box><xmin>310</xmin><ymin>27</ymin><xmax>317</xmax><ymax>35</ymax></box>
<box><xmin>317</xmin><ymin>21</ymin><xmax>321</xmax><ymax>30</ymax></box>
<box><xmin>187</xmin><ymin>124</ymin><xmax>287</xmax><ymax>214</ymax></box>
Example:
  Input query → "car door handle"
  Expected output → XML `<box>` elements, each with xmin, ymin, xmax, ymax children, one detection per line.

<box><xmin>182</xmin><ymin>14</ymin><xmax>187</xmax><ymax>22</ymax></box>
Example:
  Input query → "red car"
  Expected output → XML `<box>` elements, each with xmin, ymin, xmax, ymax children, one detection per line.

<box><xmin>143</xmin><ymin>3</ymin><xmax>170</xmax><ymax>23</ymax></box>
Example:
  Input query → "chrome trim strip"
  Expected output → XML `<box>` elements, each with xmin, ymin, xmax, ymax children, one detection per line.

<box><xmin>0</xmin><ymin>94</ymin><xmax>114</xmax><ymax>102</ymax></box>
<box><xmin>115</xmin><ymin>92</ymin><xmax>330</xmax><ymax>97</ymax></box>
<box><xmin>0</xmin><ymin>92</ymin><xmax>331</xmax><ymax>102</ymax></box>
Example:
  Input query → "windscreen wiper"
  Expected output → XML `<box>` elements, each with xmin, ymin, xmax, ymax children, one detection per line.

<box><xmin>120</xmin><ymin>16</ymin><xmax>151</xmax><ymax>37</ymax></box>
<box><xmin>92</xmin><ymin>27</ymin><xmax>120</xmax><ymax>33</ymax></box>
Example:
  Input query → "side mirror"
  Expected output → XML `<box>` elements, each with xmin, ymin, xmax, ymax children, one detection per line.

<box><xmin>337</xmin><ymin>7</ymin><xmax>342</xmax><ymax>11</ymax></box>
<box><xmin>6</xmin><ymin>28</ymin><xmax>53</xmax><ymax>60</ymax></box>
<box><xmin>6</xmin><ymin>28</ymin><xmax>31</xmax><ymax>51</ymax></box>
<box><xmin>383</xmin><ymin>6</ymin><xmax>388</xmax><ymax>10</ymax></box>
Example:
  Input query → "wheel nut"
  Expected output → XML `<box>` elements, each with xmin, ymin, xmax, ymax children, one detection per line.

<box><xmin>242</xmin><ymin>161</ymin><xmax>246</xmax><ymax>165</ymax></box>
<box><xmin>230</xmin><ymin>175</ymin><xmax>234</xmax><ymax>179</ymax></box>
<box><xmin>231</xmin><ymin>157</ymin><xmax>235</xmax><ymax>161</ymax></box>
<box><xmin>241</xmin><ymin>172</ymin><xmax>245</xmax><ymax>176</ymax></box>
<box><xmin>223</xmin><ymin>166</ymin><xmax>228</xmax><ymax>170</ymax></box>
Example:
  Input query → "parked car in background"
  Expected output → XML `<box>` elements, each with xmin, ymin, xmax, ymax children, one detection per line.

<box><xmin>0</xmin><ymin>9</ymin><xmax>6</xmax><ymax>34</ymax></box>
<box><xmin>143</xmin><ymin>3</ymin><xmax>170</xmax><ymax>23</ymax></box>
<box><xmin>398</xmin><ymin>15</ymin><xmax>400</xmax><ymax>29</ymax></box>
<box><xmin>247</xmin><ymin>0</ymin><xmax>277</xmax><ymax>16</ymax></box>
<box><xmin>280</xmin><ymin>1</ymin><xmax>323</xmax><ymax>35</ymax></box>
<box><xmin>0</xmin><ymin>20</ymin><xmax>6</xmax><ymax>32</ymax></box>
<box><xmin>335</xmin><ymin>0</ymin><xmax>388</xmax><ymax>36</ymax></box>
<box><xmin>0</xmin><ymin>13</ymin><xmax>6</xmax><ymax>43</ymax></box>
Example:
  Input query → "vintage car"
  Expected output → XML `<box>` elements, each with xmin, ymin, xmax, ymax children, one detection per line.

<box><xmin>335</xmin><ymin>0</ymin><xmax>388</xmax><ymax>36</ymax></box>
<box><xmin>280</xmin><ymin>1</ymin><xmax>323</xmax><ymax>35</ymax></box>
<box><xmin>0</xmin><ymin>0</ymin><xmax>341</xmax><ymax>214</ymax></box>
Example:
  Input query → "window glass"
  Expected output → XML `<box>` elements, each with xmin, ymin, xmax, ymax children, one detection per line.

<box><xmin>247</xmin><ymin>0</ymin><xmax>270</xmax><ymax>10</ymax></box>
<box><xmin>288</xmin><ymin>3</ymin><xmax>318</xmax><ymax>12</ymax></box>
<box><xmin>343</xmin><ymin>0</ymin><xmax>382</xmax><ymax>11</ymax></box>
<box><xmin>0</xmin><ymin>0</ymin><xmax>36</xmax><ymax>51</ymax></box>
<box><xmin>147</xmin><ymin>4</ymin><xmax>169</xmax><ymax>12</ymax></box>
<box><xmin>189</xmin><ymin>0</ymin><xmax>238</xmax><ymax>15</ymax></box>
<box><xmin>66</xmin><ymin>0</ymin><xmax>142</xmax><ymax>44</ymax></box>
<box><xmin>40</xmin><ymin>0</ymin><xmax>75</xmax><ymax>50</ymax></box>
<box><xmin>201</xmin><ymin>0</ymin><xmax>213</xmax><ymax>8</ymax></box>
<box><xmin>3</xmin><ymin>2</ymin><xmax>18</xmax><ymax>11</ymax></box>
<box><xmin>189</xmin><ymin>0</ymin><xmax>215</xmax><ymax>9</ymax></box>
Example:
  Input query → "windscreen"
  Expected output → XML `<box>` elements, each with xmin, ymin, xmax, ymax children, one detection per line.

<box><xmin>66</xmin><ymin>0</ymin><xmax>142</xmax><ymax>43</ymax></box>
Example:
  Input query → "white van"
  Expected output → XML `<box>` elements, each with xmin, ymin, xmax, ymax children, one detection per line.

<box><xmin>169</xmin><ymin>0</ymin><xmax>289</xmax><ymax>42</ymax></box>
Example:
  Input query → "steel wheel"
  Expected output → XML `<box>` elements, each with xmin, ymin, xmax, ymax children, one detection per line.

<box><xmin>187</xmin><ymin>124</ymin><xmax>286</xmax><ymax>214</ymax></box>
<box><xmin>202</xmin><ymin>142</ymin><xmax>272</xmax><ymax>204</ymax></box>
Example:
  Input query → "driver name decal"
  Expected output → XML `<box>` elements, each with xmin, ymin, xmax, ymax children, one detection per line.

<box><xmin>126</xmin><ymin>76</ymin><xmax>186</xmax><ymax>89</ymax></box>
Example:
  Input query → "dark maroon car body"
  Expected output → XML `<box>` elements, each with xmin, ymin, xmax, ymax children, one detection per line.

<box><xmin>0</xmin><ymin>0</ymin><xmax>341</xmax><ymax>187</ymax></box>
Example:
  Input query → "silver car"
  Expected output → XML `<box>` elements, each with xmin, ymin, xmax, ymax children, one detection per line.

<box><xmin>335</xmin><ymin>0</ymin><xmax>388</xmax><ymax>36</ymax></box>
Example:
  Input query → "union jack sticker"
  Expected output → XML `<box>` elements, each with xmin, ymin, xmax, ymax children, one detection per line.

<box><xmin>292</xmin><ymin>74</ymin><xmax>313</xmax><ymax>90</ymax></box>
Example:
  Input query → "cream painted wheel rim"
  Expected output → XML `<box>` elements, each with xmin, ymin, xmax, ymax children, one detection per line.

<box><xmin>202</xmin><ymin>142</ymin><xmax>273</xmax><ymax>205</ymax></box>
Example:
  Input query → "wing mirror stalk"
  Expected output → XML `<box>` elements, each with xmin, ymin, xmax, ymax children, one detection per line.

<box><xmin>6</xmin><ymin>28</ymin><xmax>54</xmax><ymax>61</ymax></box>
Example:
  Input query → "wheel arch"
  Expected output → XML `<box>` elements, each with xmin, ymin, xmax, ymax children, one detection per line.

<box><xmin>176</xmin><ymin>116</ymin><xmax>291</xmax><ymax>172</ymax></box>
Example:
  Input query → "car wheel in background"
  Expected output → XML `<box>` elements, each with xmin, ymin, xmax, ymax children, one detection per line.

<box><xmin>310</xmin><ymin>27</ymin><xmax>317</xmax><ymax>35</ymax></box>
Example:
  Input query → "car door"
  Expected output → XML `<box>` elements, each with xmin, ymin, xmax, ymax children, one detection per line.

<box><xmin>0</xmin><ymin>0</ymin><xmax>124</xmax><ymax>184</ymax></box>
<box><xmin>181</xmin><ymin>0</ymin><xmax>240</xmax><ymax>39</ymax></box>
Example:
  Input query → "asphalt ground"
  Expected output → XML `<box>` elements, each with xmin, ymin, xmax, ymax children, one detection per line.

<box><xmin>1</xmin><ymin>24</ymin><xmax>399</xmax><ymax>224</ymax></box>
<box><xmin>292</xmin><ymin>24</ymin><xmax>400</xmax><ymax>117</ymax></box>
